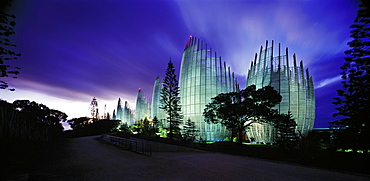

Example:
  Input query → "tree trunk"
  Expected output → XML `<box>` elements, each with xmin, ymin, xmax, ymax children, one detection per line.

<box><xmin>238</xmin><ymin>127</ymin><xmax>243</xmax><ymax>144</ymax></box>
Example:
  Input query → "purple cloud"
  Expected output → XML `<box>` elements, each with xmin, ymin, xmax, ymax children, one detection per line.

<box><xmin>1</xmin><ymin>0</ymin><xmax>360</xmax><ymax>128</ymax></box>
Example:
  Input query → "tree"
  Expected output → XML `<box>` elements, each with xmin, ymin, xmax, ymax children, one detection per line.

<box><xmin>152</xmin><ymin>116</ymin><xmax>167</xmax><ymax>137</ymax></box>
<box><xmin>112</xmin><ymin>109</ymin><xmax>116</xmax><ymax>120</ymax></box>
<box><xmin>274</xmin><ymin>112</ymin><xmax>298</xmax><ymax>149</ymax></box>
<box><xmin>0</xmin><ymin>99</ymin><xmax>67</xmax><ymax>141</ymax></box>
<box><xmin>152</xmin><ymin>116</ymin><xmax>160</xmax><ymax>134</ymax></box>
<box><xmin>203</xmin><ymin>85</ymin><xmax>282</xmax><ymax>144</ymax></box>
<box><xmin>152</xmin><ymin>116</ymin><xmax>159</xmax><ymax>127</ymax></box>
<box><xmin>1</xmin><ymin>2</ymin><xmax>21</xmax><ymax>91</ymax></box>
<box><xmin>66</xmin><ymin>117</ymin><xmax>119</xmax><ymax>137</ymax></box>
<box><xmin>183</xmin><ymin>118</ymin><xmax>197</xmax><ymax>141</ymax></box>
<box><xmin>67</xmin><ymin>117</ymin><xmax>90</xmax><ymax>130</ymax></box>
<box><xmin>89</xmin><ymin>97</ymin><xmax>99</xmax><ymax>121</ymax></box>
<box><xmin>160</xmin><ymin>59</ymin><xmax>182</xmax><ymax>138</ymax></box>
<box><xmin>140</xmin><ymin>117</ymin><xmax>155</xmax><ymax>136</ymax></box>
<box><xmin>330</xmin><ymin>1</ymin><xmax>370</xmax><ymax>153</ymax></box>
<box><xmin>118</xmin><ymin>122</ymin><xmax>130</xmax><ymax>133</ymax></box>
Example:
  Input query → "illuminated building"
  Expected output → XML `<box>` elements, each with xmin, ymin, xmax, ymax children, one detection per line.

<box><xmin>116</xmin><ymin>98</ymin><xmax>124</xmax><ymax>121</ymax></box>
<box><xmin>179</xmin><ymin>36</ymin><xmax>239</xmax><ymax>141</ymax></box>
<box><xmin>151</xmin><ymin>77</ymin><xmax>166</xmax><ymax>125</ymax></box>
<box><xmin>245</xmin><ymin>41</ymin><xmax>315</xmax><ymax>143</ymax></box>
<box><xmin>115</xmin><ymin>98</ymin><xmax>134</xmax><ymax>125</ymax></box>
<box><xmin>122</xmin><ymin>101</ymin><xmax>135</xmax><ymax>125</ymax></box>
<box><xmin>135</xmin><ymin>88</ymin><xmax>151</xmax><ymax>122</ymax></box>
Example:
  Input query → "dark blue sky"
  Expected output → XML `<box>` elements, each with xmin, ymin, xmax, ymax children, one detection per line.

<box><xmin>1</xmin><ymin>0</ymin><xmax>359</xmax><ymax>128</ymax></box>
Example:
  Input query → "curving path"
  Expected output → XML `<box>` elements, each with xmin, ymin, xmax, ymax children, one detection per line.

<box><xmin>29</xmin><ymin>136</ymin><xmax>369</xmax><ymax>181</ymax></box>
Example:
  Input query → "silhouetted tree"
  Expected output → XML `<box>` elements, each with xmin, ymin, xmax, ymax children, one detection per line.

<box><xmin>160</xmin><ymin>59</ymin><xmax>182</xmax><ymax>138</ymax></box>
<box><xmin>274</xmin><ymin>112</ymin><xmax>298</xmax><ymax>149</ymax></box>
<box><xmin>141</xmin><ymin>117</ymin><xmax>153</xmax><ymax>136</ymax></box>
<box><xmin>106</xmin><ymin>112</ymin><xmax>111</xmax><ymax>120</ymax></box>
<box><xmin>0</xmin><ymin>1</ymin><xmax>21</xmax><ymax>91</ymax></box>
<box><xmin>152</xmin><ymin>116</ymin><xmax>160</xmax><ymax>135</ymax></box>
<box><xmin>67</xmin><ymin>117</ymin><xmax>90</xmax><ymax>130</ymax></box>
<box><xmin>112</xmin><ymin>109</ymin><xmax>116</xmax><ymax>120</ymax></box>
<box><xmin>203</xmin><ymin>85</ymin><xmax>282</xmax><ymax>144</ymax></box>
<box><xmin>66</xmin><ymin>117</ymin><xmax>119</xmax><ymax>137</ymax></box>
<box><xmin>152</xmin><ymin>116</ymin><xmax>159</xmax><ymax>127</ymax></box>
<box><xmin>183</xmin><ymin>118</ymin><xmax>197</xmax><ymax>141</ymax></box>
<box><xmin>330</xmin><ymin>1</ymin><xmax>370</xmax><ymax>153</ymax></box>
<box><xmin>0</xmin><ymin>100</ymin><xmax>66</xmax><ymax>141</ymax></box>
<box><xmin>89</xmin><ymin>97</ymin><xmax>99</xmax><ymax>121</ymax></box>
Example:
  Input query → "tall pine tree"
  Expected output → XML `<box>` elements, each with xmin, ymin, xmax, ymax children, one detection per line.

<box><xmin>160</xmin><ymin>59</ymin><xmax>182</xmax><ymax>138</ymax></box>
<box><xmin>331</xmin><ymin>1</ymin><xmax>370</xmax><ymax>153</ymax></box>
<box><xmin>275</xmin><ymin>112</ymin><xmax>297</xmax><ymax>149</ymax></box>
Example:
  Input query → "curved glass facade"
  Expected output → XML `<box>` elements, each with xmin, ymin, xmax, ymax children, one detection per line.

<box><xmin>246</xmin><ymin>41</ymin><xmax>315</xmax><ymax>143</ymax></box>
<box><xmin>151</xmin><ymin>76</ymin><xmax>166</xmax><ymax>124</ymax></box>
<box><xmin>179</xmin><ymin>36</ymin><xmax>239</xmax><ymax>141</ymax></box>
<box><xmin>116</xmin><ymin>98</ymin><xmax>124</xmax><ymax>121</ymax></box>
<box><xmin>115</xmin><ymin>98</ymin><xmax>134</xmax><ymax>125</ymax></box>
<box><xmin>135</xmin><ymin>88</ymin><xmax>151</xmax><ymax>123</ymax></box>
<box><xmin>123</xmin><ymin>101</ymin><xmax>135</xmax><ymax>125</ymax></box>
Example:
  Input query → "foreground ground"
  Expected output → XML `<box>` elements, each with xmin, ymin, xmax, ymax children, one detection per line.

<box><xmin>7</xmin><ymin>136</ymin><xmax>365</xmax><ymax>180</ymax></box>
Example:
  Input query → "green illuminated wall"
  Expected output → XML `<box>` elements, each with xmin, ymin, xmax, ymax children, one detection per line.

<box><xmin>179</xmin><ymin>36</ymin><xmax>239</xmax><ymax>141</ymax></box>
<box><xmin>246</xmin><ymin>41</ymin><xmax>315</xmax><ymax>143</ymax></box>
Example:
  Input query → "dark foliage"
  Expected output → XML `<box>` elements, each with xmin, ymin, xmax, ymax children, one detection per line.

<box><xmin>0</xmin><ymin>99</ymin><xmax>67</xmax><ymax>141</ymax></box>
<box><xmin>203</xmin><ymin>85</ymin><xmax>282</xmax><ymax>144</ymax></box>
<box><xmin>331</xmin><ymin>1</ymin><xmax>370</xmax><ymax>153</ymax></box>
<box><xmin>67</xmin><ymin>117</ymin><xmax>91</xmax><ymax>130</ymax></box>
<box><xmin>273</xmin><ymin>112</ymin><xmax>298</xmax><ymax>149</ymax></box>
<box><xmin>133</xmin><ymin>117</ymin><xmax>157</xmax><ymax>136</ymax></box>
<box><xmin>65</xmin><ymin>118</ymin><xmax>120</xmax><ymax>137</ymax></box>
<box><xmin>152</xmin><ymin>116</ymin><xmax>159</xmax><ymax>128</ymax></box>
<box><xmin>118</xmin><ymin>122</ymin><xmax>131</xmax><ymax>133</ymax></box>
<box><xmin>0</xmin><ymin>2</ymin><xmax>21</xmax><ymax>91</ymax></box>
<box><xmin>183</xmin><ymin>118</ymin><xmax>197</xmax><ymax>141</ymax></box>
<box><xmin>160</xmin><ymin>59</ymin><xmax>182</xmax><ymax>138</ymax></box>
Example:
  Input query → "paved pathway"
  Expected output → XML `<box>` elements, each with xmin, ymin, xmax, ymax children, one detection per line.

<box><xmin>29</xmin><ymin>136</ymin><xmax>370</xmax><ymax>181</ymax></box>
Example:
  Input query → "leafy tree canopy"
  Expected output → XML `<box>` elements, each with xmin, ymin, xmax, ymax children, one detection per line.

<box><xmin>1</xmin><ymin>99</ymin><xmax>67</xmax><ymax>141</ymax></box>
<box><xmin>204</xmin><ymin>85</ymin><xmax>282</xmax><ymax>144</ymax></box>
<box><xmin>13</xmin><ymin>100</ymin><xmax>67</xmax><ymax>126</ymax></box>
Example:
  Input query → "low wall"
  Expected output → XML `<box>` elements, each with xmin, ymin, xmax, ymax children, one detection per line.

<box><xmin>130</xmin><ymin>137</ymin><xmax>201</xmax><ymax>152</ymax></box>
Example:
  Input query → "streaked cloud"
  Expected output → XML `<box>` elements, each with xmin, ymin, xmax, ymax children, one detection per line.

<box><xmin>2</xmin><ymin>0</ymin><xmax>360</xmax><ymax>128</ymax></box>
<box><xmin>316</xmin><ymin>76</ymin><xmax>342</xmax><ymax>89</ymax></box>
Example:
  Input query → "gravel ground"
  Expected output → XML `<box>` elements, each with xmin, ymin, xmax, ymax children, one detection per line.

<box><xmin>28</xmin><ymin>136</ymin><xmax>370</xmax><ymax>181</ymax></box>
